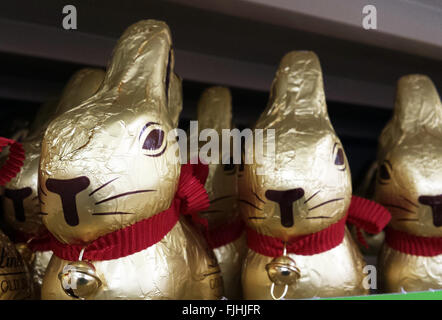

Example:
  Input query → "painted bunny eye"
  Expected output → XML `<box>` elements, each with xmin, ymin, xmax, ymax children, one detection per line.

<box><xmin>332</xmin><ymin>143</ymin><xmax>346</xmax><ymax>171</ymax></box>
<box><xmin>139</xmin><ymin>122</ymin><xmax>167</xmax><ymax>157</ymax></box>
<box><xmin>335</xmin><ymin>149</ymin><xmax>345</xmax><ymax>165</ymax></box>
<box><xmin>378</xmin><ymin>161</ymin><xmax>392</xmax><ymax>182</ymax></box>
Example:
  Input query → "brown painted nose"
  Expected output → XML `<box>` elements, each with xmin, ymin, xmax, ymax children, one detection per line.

<box><xmin>46</xmin><ymin>176</ymin><xmax>90</xmax><ymax>226</ymax></box>
<box><xmin>265</xmin><ymin>188</ymin><xmax>305</xmax><ymax>228</ymax></box>
<box><xmin>4</xmin><ymin>187</ymin><xmax>32</xmax><ymax>222</ymax></box>
<box><xmin>418</xmin><ymin>194</ymin><xmax>442</xmax><ymax>227</ymax></box>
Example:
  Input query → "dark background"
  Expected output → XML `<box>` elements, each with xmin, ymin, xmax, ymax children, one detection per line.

<box><xmin>0</xmin><ymin>0</ymin><xmax>440</xmax><ymax>189</ymax></box>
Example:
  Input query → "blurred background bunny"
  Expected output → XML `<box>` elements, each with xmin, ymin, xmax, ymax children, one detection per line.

<box><xmin>193</xmin><ymin>86</ymin><xmax>247</xmax><ymax>299</ymax></box>
<box><xmin>1</xmin><ymin>68</ymin><xmax>104</xmax><ymax>297</ymax></box>
<box><xmin>375</xmin><ymin>75</ymin><xmax>442</xmax><ymax>293</ymax></box>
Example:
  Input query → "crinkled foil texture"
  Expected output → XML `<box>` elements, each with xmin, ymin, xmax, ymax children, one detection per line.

<box><xmin>242</xmin><ymin>229</ymin><xmax>368</xmax><ymax>299</ymax></box>
<box><xmin>213</xmin><ymin>232</ymin><xmax>247</xmax><ymax>299</ymax></box>
<box><xmin>378</xmin><ymin>245</ymin><xmax>442</xmax><ymax>292</ymax></box>
<box><xmin>374</xmin><ymin>75</ymin><xmax>442</xmax><ymax>292</ymax></box>
<box><xmin>197</xmin><ymin>86</ymin><xmax>247</xmax><ymax>299</ymax></box>
<box><xmin>3</xmin><ymin>136</ymin><xmax>46</xmax><ymax>236</ymax></box>
<box><xmin>31</xmin><ymin>250</ymin><xmax>52</xmax><ymax>298</ymax></box>
<box><xmin>39</xmin><ymin>20</ymin><xmax>223</xmax><ymax>299</ymax></box>
<box><xmin>204</xmin><ymin>160</ymin><xmax>246</xmax><ymax>299</ymax></box>
<box><xmin>42</xmin><ymin>217</ymin><xmax>223</xmax><ymax>299</ymax></box>
<box><xmin>239</xmin><ymin>51</ymin><xmax>367</xmax><ymax>299</ymax></box>
<box><xmin>0</xmin><ymin>231</ymin><xmax>33</xmax><ymax>299</ymax></box>
<box><xmin>2</xmin><ymin>68</ymin><xmax>105</xmax><ymax>298</ymax></box>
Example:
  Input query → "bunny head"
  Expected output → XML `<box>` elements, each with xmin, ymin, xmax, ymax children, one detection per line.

<box><xmin>39</xmin><ymin>20</ymin><xmax>183</xmax><ymax>244</ymax></box>
<box><xmin>238</xmin><ymin>51</ymin><xmax>351</xmax><ymax>241</ymax></box>
<box><xmin>197</xmin><ymin>87</ymin><xmax>238</xmax><ymax>229</ymax></box>
<box><xmin>374</xmin><ymin>75</ymin><xmax>442</xmax><ymax>237</ymax></box>
<box><xmin>2</xmin><ymin>69</ymin><xmax>104</xmax><ymax>237</ymax></box>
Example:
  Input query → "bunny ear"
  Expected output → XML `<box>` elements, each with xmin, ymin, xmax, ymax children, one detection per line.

<box><xmin>55</xmin><ymin>68</ymin><xmax>105</xmax><ymax>116</ymax></box>
<box><xmin>28</xmin><ymin>98</ymin><xmax>59</xmax><ymax>135</ymax></box>
<box><xmin>378</xmin><ymin>75</ymin><xmax>442</xmax><ymax>161</ymax></box>
<box><xmin>266</xmin><ymin>51</ymin><xmax>328</xmax><ymax>118</ymax></box>
<box><xmin>167</xmin><ymin>72</ymin><xmax>183</xmax><ymax>128</ymax></box>
<box><xmin>102</xmin><ymin>20</ymin><xmax>173</xmax><ymax>108</ymax></box>
<box><xmin>393</xmin><ymin>75</ymin><xmax>442</xmax><ymax>132</ymax></box>
<box><xmin>197</xmin><ymin>86</ymin><xmax>232</xmax><ymax>133</ymax></box>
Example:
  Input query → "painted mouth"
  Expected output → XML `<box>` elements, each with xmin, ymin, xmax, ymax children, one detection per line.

<box><xmin>418</xmin><ymin>195</ymin><xmax>442</xmax><ymax>227</ymax></box>
<box><xmin>46</xmin><ymin>176</ymin><xmax>91</xmax><ymax>226</ymax></box>
<box><xmin>4</xmin><ymin>187</ymin><xmax>32</xmax><ymax>222</ymax></box>
<box><xmin>265</xmin><ymin>188</ymin><xmax>305</xmax><ymax>228</ymax></box>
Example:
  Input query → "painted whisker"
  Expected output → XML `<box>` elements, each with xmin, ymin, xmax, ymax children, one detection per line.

<box><xmin>308</xmin><ymin>198</ymin><xmax>344</xmax><ymax>211</ymax></box>
<box><xmin>304</xmin><ymin>190</ymin><xmax>320</xmax><ymax>204</ymax></box>
<box><xmin>239</xmin><ymin>199</ymin><xmax>263</xmax><ymax>211</ymax></box>
<box><xmin>92</xmin><ymin>212</ymin><xmax>135</xmax><ymax>216</ymax></box>
<box><xmin>383</xmin><ymin>203</ymin><xmax>416</xmax><ymax>214</ymax></box>
<box><xmin>306</xmin><ymin>216</ymin><xmax>331</xmax><ymax>219</ymax></box>
<box><xmin>89</xmin><ymin>177</ymin><xmax>119</xmax><ymax>196</ymax></box>
<box><xmin>95</xmin><ymin>189</ymin><xmax>155</xmax><ymax>205</ymax></box>
<box><xmin>400</xmin><ymin>196</ymin><xmax>419</xmax><ymax>208</ymax></box>
<box><xmin>252</xmin><ymin>191</ymin><xmax>266</xmax><ymax>204</ymax></box>
<box><xmin>210</xmin><ymin>195</ymin><xmax>234</xmax><ymax>204</ymax></box>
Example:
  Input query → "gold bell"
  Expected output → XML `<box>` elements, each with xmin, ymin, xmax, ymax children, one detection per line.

<box><xmin>58</xmin><ymin>261</ymin><xmax>102</xmax><ymax>299</ymax></box>
<box><xmin>15</xmin><ymin>243</ymin><xmax>35</xmax><ymax>266</ymax></box>
<box><xmin>266</xmin><ymin>255</ymin><xmax>301</xmax><ymax>286</ymax></box>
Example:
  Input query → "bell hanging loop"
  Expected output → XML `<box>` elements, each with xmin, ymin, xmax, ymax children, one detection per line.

<box><xmin>58</xmin><ymin>246</ymin><xmax>102</xmax><ymax>300</ymax></box>
<box><xmin>265</xmin><ymin>242</ymin><xmax>301</xmax><ymax>300</ymax></box>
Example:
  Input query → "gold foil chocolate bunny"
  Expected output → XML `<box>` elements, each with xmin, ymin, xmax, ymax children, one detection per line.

<box><xmin>239</xmin><ymin>51</ymin><xmax>370</xmax><ymax>299</ymax></box>
<box><xmin>1</xmin><ymin>68</ymin><xmax>105</xmax><ymax>296</ymax></box>
<box><xmin>375</xmin><ymin>75</ymin><xmax>442</xmax><ymax>292</ymax></box>
<box><xmin>39</xmin><ymin>20</ymin><xmax>223</xmax><ymax>300</ymax></box>
<box><xmin>0</xmin><ymin>230</ymin><xmax>33</xmax><ymax>299</ymax></box>
<box><xmin>0</xmin><ymin>137</ymin><xmax>33</xmax><ymax>299</ymax></box>
<box><xmin>195</xmin><ymin>87</ymin><xmax>247</xmax><ymax>299</ymax></box>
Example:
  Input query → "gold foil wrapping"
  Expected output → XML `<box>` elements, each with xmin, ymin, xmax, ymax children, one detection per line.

<box><xmin>1</xmin><ymin>68</ymin><xmax>105</xmax><ymax>297</ymax></box>
<box><xmin>239</xmin><ymin>51</ymin><xmax>368</xmax><ymax>299</ymax></box>
<box><xmin>375</xmin><ymin>75</ymin><xmax>442</xmax><ymax>292</ymax></box>
<box><xmin>42</xmin><ymin>217</ymin><xmax>223</xmax><ymax>299</ymax></box>
<box><xmin>0</xmin><ymin>230</ymin><xmax>33</xmax><ymax>299</ymax></box>
<box><xmin>39</xmin><ymin>20</ymin><xmax>222</xmax><ymax>300</ymax></box>
<box><xmin>196</xmin><ymin>87</ymin><xmax>247</xmax><ymax>299</ymax></box>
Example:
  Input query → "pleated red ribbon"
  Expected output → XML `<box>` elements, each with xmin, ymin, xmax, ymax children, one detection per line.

<box><xmin>0</xmin><ymin>137</ymin><xmax>25</xmax><ymax>185</ymax></box>
<box><xmin>27</xmin><ymin>233</ymin><xmax>53</xmax><ymax>252</ymax></box>
<box><xmin>247</xmin><ymin>195</ymin><xmax>391</xmax><ymax>257</ymax></box>
<box><xmin>14</xmin><ymin>231</ymin><xmax>53</xmax><ymax>252</ymax></box>
<box><xmin>183</xmin><ymin>158</ymin><xmax>246</xmax><ymax>249</ymax></box>
<box><xmin>47</xmin><ymin>163</ymin><xmax>210</xmax><ymax>261</ymax></box>
<box><xmin>202</xmin><ymin>217</ymin><xmax>245</xmax><ymax>249</ymax></box>
<box><xmin>385</xmin><ymin>227</ymin><xmax>442</xmax><ymax>257</ymax></box>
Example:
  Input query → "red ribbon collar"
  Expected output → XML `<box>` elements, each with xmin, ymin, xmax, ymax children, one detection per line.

<box><xmin>48</xmin><ymin>163</ymin><xmax>210</xmax><ymax>261</ymax></box>
<box><xmin>14</xmin><ymin>231</ymin><xmax>53</xmax><ymax>252</ymax></box>
<box><xmin>247</xmin><ymin>195</ymin><xmax>391</xmax><ymax>257</ymax></box>
<box><xmin>385</xmin><ymin>227</ymin><xmax>442</xmax><ymax>257</ymax></box>
<box><xmin>0</xmin><ymin>137</ymin><xmax>25</xmax><ymax>185</ymax></box>
<box><xmin>202</xmin><ymin>217</ymin><xmax>245</xmax><ymax>250</ymax></box>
